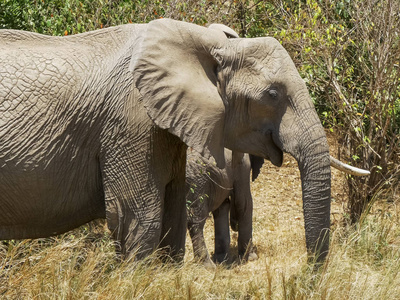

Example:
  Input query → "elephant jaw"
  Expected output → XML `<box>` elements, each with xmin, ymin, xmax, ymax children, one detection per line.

<box><xmin>265</xmin><ymin>133</ymin><xmax>283</xmax><ymax>167</ymax></box>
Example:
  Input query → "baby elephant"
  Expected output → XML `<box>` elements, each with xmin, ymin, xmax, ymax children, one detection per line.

<box><xmin>186</xmin><ymin>148</ymin><xmax>264</xmax><ymax>268</ymax></box>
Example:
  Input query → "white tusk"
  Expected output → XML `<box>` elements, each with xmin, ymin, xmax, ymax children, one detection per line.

<box><xmin>330</xmin><ymin>156</ymin><xmax>371</xmax><ymax>176</ymax></box>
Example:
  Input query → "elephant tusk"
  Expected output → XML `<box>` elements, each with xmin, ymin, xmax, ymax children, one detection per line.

<box><xmin>330</xmin><ymin>156</ymin><xmax>371</xmax><ymax>176</ymax></box>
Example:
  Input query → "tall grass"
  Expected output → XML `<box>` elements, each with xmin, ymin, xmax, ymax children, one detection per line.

<box><xmin>1</xmin><ymin>200</ymin><xmax>399</xmax><ymax>299</ymax></box>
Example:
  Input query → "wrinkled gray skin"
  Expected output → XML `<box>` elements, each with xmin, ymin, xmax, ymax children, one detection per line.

<box><xmin>0</xmin><ymin>19</ymin><xmax>331</xmax><ymax>262</ymax></box>
<box><xmin>186</xmin><ymin>148</ymin><xmax>263</xmax><ymax>268</ymax></box>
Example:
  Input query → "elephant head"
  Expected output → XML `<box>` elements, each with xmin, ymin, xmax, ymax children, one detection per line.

<box><xmin>130</xmin><ymin>19</ymin><xmax>331</xmax><ymax>261</ymax></box>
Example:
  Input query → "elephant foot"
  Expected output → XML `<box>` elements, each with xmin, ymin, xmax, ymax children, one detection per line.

<box><xmin>248</xmin><ymin>251</ymin><xmax>258</xmax><ymax>261</ymax></box>
<box><xmin>239</xmin><ymin>244</ymin><xmax>258</xmax><ymax>263</ymax></box>
<box><xmin>214</xmin><ymin>252</ymin><xmax>229</xmax><ymax>264</ymax></box>
<box><xmin>192</xmin><ymin>251</ymin><xmax>216</xmax><ymax>270</ymax></box>
<box><xmin>202</xmin><ymin>258</ymin><xmax>216</xmax><ymax>270</ymax></box>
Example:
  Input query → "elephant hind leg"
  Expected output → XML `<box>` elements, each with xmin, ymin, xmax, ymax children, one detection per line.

<box><xmin>188</xmin><ymin>220</ymin><xmax>215</xmax><ymax>269</ymax></box>
<box><xmin>158</xmin><ymin>172</ymin><xmax>187</xmax><ymax>262</ymax></box>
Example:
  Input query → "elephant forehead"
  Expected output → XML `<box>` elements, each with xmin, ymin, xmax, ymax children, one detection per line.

<box><xmin>237</xmin><ymin>38</ymin><xmax>295</xmax><ymax>75</ymax></box>
<box><xmin>230</xmin><ymin>64</ymin><xmax>292</xmax><ymax>94</ymax></box>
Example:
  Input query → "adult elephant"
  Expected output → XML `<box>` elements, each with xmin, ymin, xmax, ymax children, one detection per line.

<box><xmin>0</xmin><ymin>19</ymin><xmax>368</xmax><ymax>262</ymax></box>
<box><xmin>186</xmin><ymin>148</ymin><xmax>263</xmax><ymax>268</ymax></box>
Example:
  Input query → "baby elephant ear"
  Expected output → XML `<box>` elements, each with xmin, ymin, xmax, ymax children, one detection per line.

<box><xmin>250</xmin><ymin>155</ymin><xmax>265</xmax><ymax>182</ymax></box>
<box><xmin>208</xmin><ymin>24</ymin><xmax>239</xmax><ymax>38</ymax></box>
<box><xmin>130</xmin><ymin>19</ymin><xmax>230</xmax><ymax>168</ymax></box>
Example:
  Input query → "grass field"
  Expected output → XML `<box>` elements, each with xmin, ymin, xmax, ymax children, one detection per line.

<box><xmin>1</xmin><ymin>141</ymin><xmax>399</xmax><ymax>299</ymax></box>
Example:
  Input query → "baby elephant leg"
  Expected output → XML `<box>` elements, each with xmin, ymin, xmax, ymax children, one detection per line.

<box><xmin>188</xmin><ymin>219</ymin><xmax>215</xmax><ymax>269</ymax></box>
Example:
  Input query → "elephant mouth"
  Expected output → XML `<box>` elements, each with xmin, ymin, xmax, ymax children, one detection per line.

<box><xmin>265</xmin><ymin>133</ymin><xmax>283</xmax><ymax>167</ymax></box>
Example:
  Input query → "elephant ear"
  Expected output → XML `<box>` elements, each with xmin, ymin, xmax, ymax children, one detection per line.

<box><xmin>250</xmin><ymin>155</ymin><xmax>264</xmax><ymax>182</ymax></box>
<box><xmin>130</xmin><ymin>19</ymin><xmax>229</xmax><ymax>168</ymax></box>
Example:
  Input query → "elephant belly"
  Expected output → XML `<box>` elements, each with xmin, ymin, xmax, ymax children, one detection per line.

<box><xmin>0</xmin><ymin>162</ymin><xmax>105</xmax><ymax>240</ymax></box>
<box><xmin>210</xmin><ymin>186</ymin><xmax>232</xmax><ymax>212</ymax></box>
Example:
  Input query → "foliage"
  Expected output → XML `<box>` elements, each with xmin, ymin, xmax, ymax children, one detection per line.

<box><xmin>1</xmin><ymin>0</ymin><xmax>143</xmax><ymax>35</ymax></box>
<box><xmin>0</xmin><ymin>0</ymin><xmax>399</xmax><ymax>221</ymax></box>
<box><xmin>0</xmin><ymin>0</ymin><xmax>276</xmax><ymax>35</ymax></box>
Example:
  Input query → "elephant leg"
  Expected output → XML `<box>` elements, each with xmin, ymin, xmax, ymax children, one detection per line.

<box><xmin>158</xmin><ymin>172</ymin><xmax>187</xmax><ymax>262</ymax></box>
<box><xmin>232</xmin><ymin>187</ymin><xmax>257</xmax><ymax>262</ymax></box>
<box><xmin>212</xmin><ymin>199</ymin><xmax>231</xmax><ymax>264</ymax></box>
<box><xmin>237</xmin><ymin>209</ymin><xmax>257</xmax><ymax>262</ymax></box>
<box><xmin>100</xmin><ymin>140</ymin><xmax>164</xmax><ymax>260</ymax></box>
<box><xmin>102</xmin><ymin>167</ymin><xmax>164</xmax><ymax>260</ymax></box>
<box><xmin>188</xmin><ymin>214</ymin><xmax>215</xmax><ymax>269</ymax></box>
<box><xmin>105</xmin><ymin>195</ymin><xmax>163</xmax><ymax>260</ymax></box>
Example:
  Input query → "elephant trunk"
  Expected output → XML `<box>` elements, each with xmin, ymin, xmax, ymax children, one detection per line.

<box><xmin>296</xmin><ymin>139</ymin><xmax>331</xmax><ymax>262</ymax></box>
<box><xmin>283</xmin><ymin>94</ymin><xmax>332</xmax><ymax>262</ymax></box>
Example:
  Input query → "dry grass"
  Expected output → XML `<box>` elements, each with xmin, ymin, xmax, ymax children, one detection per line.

<box><xmin>2</xmin><ymin>145</ymin><xmax>400</xmax><ymax>299</ymax></box>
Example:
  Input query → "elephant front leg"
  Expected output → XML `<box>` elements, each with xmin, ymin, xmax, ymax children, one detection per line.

<box><xmin>232</xmin><ymin>194</ymin><xmax>257</xmax><ymax>262</ymax></box>
<box><xmin>236</xmin><ymin>213</ymin><xmax>257</xmax><ymax>262</ymax></box>
<box><xmin>100</xmin><ymin>146</ymin><xmax>164</xmax><ymax>260</ymax></box>
<box><xmin>212</xmin><ymin>199</ymin><xmax>231</xmax><ymax>264</ymax></box>
<box><xmin>105</xmin><ymin>194</ymin><xmax>163</xmax><ymax>260</ymax></box>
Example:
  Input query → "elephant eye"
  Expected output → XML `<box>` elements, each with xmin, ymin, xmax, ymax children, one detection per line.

<box><xmin>268</xmin><ymin>89</ymin><xmax>279</xmax><ymax>98</ymax></box>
